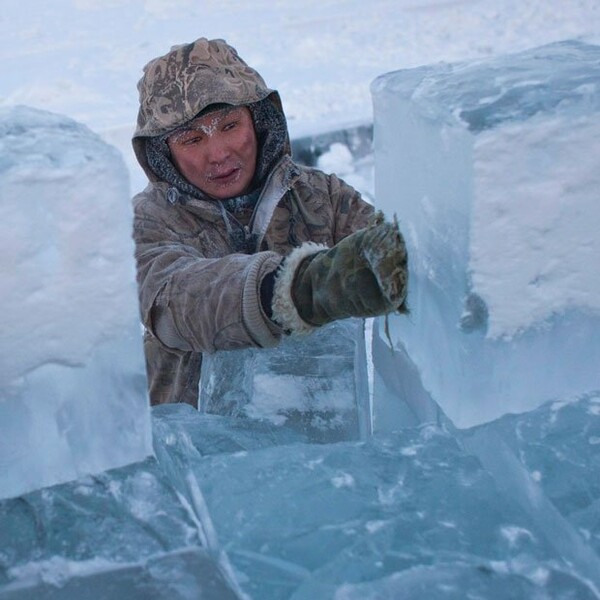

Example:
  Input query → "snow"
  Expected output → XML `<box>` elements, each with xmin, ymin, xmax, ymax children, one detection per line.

<box><xmin>1</xmin><ymin>0</ymin><xmax>599</xmax><ymax>194</ymax></box>
<box><xmin>1</xmin><ymin>0</ymin><xmax>600</xmax><ymax>597</ymax></box>
<box><xmin>0</xmin><ymin>107</ymin><xmax>135</xmax><ymax>382</ymax></box>
<box><xmin>471</xmin><ymin>113</ymin><xmax>600</xmax><ymax>337</ymax></box>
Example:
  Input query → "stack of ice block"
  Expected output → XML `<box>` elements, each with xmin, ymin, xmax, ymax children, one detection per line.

<box><xmin>0</xmin><ymin>107</ymin><xmax>245</xmax><ymax>597</ymax></box>
<box><xmin>370</xmin><ymin>40</ymin><xmax>600</xmax><ymax>428</ymax></box>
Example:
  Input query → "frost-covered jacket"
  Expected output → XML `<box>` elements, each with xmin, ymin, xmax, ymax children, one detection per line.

<box><xmin>132</xmin><ymin>38</ymin><xmax>373</xmax><ymax>407</ymax></box>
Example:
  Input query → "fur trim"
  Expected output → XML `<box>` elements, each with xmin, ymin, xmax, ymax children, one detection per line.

<box><xmin>271</xmin><ymin>242</ymin><xmax>327</xmax><ymax>334</ymax></box>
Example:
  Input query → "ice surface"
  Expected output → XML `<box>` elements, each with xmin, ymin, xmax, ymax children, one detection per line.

<box><xmin>200</xmin><ymin>320</ymin><xmax>370</xmax><ymax>443</ymax></box>
<box><xmin>152</xmin><ymin>405</ymin><xmax>312</xmax><ymax>455</ymax></box>
<box><xmin>370</xmin><ymin>40</ymin><xmax>600</xmax><ymax>428</ymax></box>
<box><xmin>476</xmin><ymin>392</ymin><xmax>600</xmax><ymax>556</ymax></box>
<box><xmin>0</xmin><ymin>551</ymin><xmax>235</xmax><ymax>600</ymax></box>
<box><xmin>153</xmin><ymin>404</ymin><xmax>599</xmax><ymax>600</ymax></box>
<box><xmin>0</xmin><ymin>106</ymin><xmax>152</xmax><ymax>500</ymax></box>
<box><xmin>2</xmin><ymin>398</ymin><xmax>598</xmax><ymax>599</ymax></box>
<box><xmin>0</xmin><ymin>412</ymin><xmax>244</xmax><ymax>599</ymax></box>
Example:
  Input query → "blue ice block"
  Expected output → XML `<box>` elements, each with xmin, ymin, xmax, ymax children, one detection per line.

<box><xmin>0</xmin><ymin>107</ymin><xmax>152</xmax><ymax>501</ymax></box>
<box><xmin>182</xmin><ymin>410</ymin><xmax>598</xmax><ymax>599</ymax></box>
<box><xmin>370</xmin><ymin>40</ymin><xmax>600</xmax><ymax>428</ymax></box>
<box><xmin>0</xmin><ymin>408</ymin><xmax>247</xmax><ymax>599</ymax></box>
<box><xmin>200</xmin><ymin>319</ymin><xmax>370</xmax><ymax>443</ymax></box>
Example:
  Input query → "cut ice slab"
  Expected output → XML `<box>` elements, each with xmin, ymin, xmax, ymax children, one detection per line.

<box><xmin>200</xmin><ymin>319</ymin><xmax>370</xmax><ymax>443</ymax></box>
<box><xmin>0</xmin><ymin>106</ymin><xmax>151</xmax><ymax>500</ymax></box>
<box><xmin>0</xmin><ymin>454</ymin><xmax>242</xmax><ymax>599</ymax></box>
<box><xmin>474</xmin><ymin>391</ymin><xmax>600</xmax><ymax>556</ymax></box>
<box><xmin>165</xmin><ymin>404</ymin><xmax>599</xmax><ymax>600</ymax></box>
<box><xmin>3</xmin><ymin>399</ymin><xmax>598</xmax><ymax>600</ymax></box>
<box><xmin>370</xmin><ymin>40</ymin><xmax>600</xmax><ymax>428</ymax></box>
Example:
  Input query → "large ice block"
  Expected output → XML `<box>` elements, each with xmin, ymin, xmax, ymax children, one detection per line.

<box><xmin>475</xmin><ymin>391</ymin><xmax>600</xmax><ymax>556</ymax></box>
<box><xmin>0</xmin><ymin>106</ymin><xmax>152</xmax><ymax>500</ymax></box>
<box><xmin>370</xmin><ymin>40</ymin><xmax>600</xmax><ymax>428</ymax></box>
<box><xmin>180</xmin><ymin>410</ymin><xmax>598</xmax><ymax>599</ymax></box>
<box><xmin>200</xmin><ymin>320</ymin><xmax>370</xmax><ymax>443</ymax></box>
<box><xmin>0</xmin><ymin>417</ymin><xmax>244</xmax><ymax>599</ymax></box>
<box><xmin>3</xmin><ymin>396</ymin><xmax>597</xmax><ymax>599</ymax></box>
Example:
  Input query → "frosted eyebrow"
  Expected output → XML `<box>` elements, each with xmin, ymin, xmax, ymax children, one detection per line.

<box><xmin>167</xmin><ymin>129</ymin><xmax>202</xmax><ymax>145</ymax></box>
<box><xmin>168</xmin><ymin>108</ymin><xmax>242</xmax><ymax>144</ymax></box>
<box><xmin>166</xmin><ymin>128</ymin><xmax>201</xmax><ymax>146</ymax></box>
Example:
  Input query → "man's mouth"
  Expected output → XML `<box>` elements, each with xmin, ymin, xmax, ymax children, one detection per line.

<box><xmin>209</xmin><ymin>167</ymin><xmax>240</xmax><ymax>184</ymax></box>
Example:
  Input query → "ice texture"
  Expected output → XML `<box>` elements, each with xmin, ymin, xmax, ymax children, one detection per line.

<box><xmin>2</xmin><ymin>398</ymin><xmax>598</xmax><ymax>598</ymax></box>
<box><xmin>200</xmin><ymin>320</ymin><xmax>370</xmax><ymax>443</ymax></box>
<box><xmin>0</xmin><ymin>410</ymin><xmax>245</xmax><ymax>599</ymax></box>
<box><xmin>0</xmin><ymin>106</ymin><xmax>152</xmax><ymax>500</ymax></box>
<box><xmin>370</xmin><ymin>40</ymin><xmax>600</xmax><ymax>427</ymax></box>
<box><xmin>476</xmin><ymin>392</ymin><xmax>600</xmax><ymax>556</ymax></box>
<box><xmin>151</xmin><ymin>403</ymin><xmax>599</xmax><ymax>600</ymax></box>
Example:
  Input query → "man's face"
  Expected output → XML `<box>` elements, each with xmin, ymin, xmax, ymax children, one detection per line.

<box><xmin>167</xmin><ymin>106</ymin><xmax>258</xmax><ymax>200</ymax></box>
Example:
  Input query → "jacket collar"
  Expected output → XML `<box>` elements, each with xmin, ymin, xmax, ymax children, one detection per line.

<box><xmin>166</xmin><ymin>155</ymin><xmax>302</xmax><ymax>241</ymax></box>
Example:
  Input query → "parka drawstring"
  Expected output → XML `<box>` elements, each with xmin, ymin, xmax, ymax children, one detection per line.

<box><xmin>287</xmin><ymin>196</ymin><xmax>300</xmax><ymax>247</ymax></box>
<box><xmin>167</xmin><ymin>187</ymin><xmax>181</xmax><ymax>205</ymax></box>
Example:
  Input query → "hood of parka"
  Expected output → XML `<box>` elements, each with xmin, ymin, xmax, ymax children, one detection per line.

<box><xmin>133</xmin><ymin>37</ymin><xmax>290</xmax><ymax>186</ymax></box>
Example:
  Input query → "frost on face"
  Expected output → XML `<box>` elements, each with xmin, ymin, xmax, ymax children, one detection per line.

<box><xmin>168</xmin><ymin>108</ymin><xmax>238</xmax><ymax>144</ymax></box>
<box><xmin>192</xmin><ymin>114</ymin><xmax>225</xmax><ymax>138</ymax></box>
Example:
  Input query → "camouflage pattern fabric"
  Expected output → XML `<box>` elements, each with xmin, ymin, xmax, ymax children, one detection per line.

<box><xmin>133</xmin><ymin>38</ymin><xmax>286</xmax><ymax>182</ymax></box>
<box><xmin>290</xmin><ymin>212</ymin><xmax>409</xmax><ymax>327</ymax></box>
<box><xmin>132</xmin><ymin>38</ymin><xmax>374</xmax><ymax>407</ymax></box>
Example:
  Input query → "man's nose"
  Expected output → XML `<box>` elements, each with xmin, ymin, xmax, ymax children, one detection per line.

<box><xmin>205</xmin><ymin>136</ymin><xmax>230</xmax><ymax>164</ymax></box>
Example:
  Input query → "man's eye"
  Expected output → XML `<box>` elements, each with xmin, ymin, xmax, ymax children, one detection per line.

<box><xmin>222</xmin><ymin>120</ymin><xmax>238</xmax><ymax>132</ymax></box>
<box><xmin>182</xmin><ymin>135</ymin><xmax>203</xmax><ymax>146</ymax></box>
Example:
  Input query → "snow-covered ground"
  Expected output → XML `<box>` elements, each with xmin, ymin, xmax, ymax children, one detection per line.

<box><xmin>1</xmin><ymin>0</ymin><xmax>599</xmax><ymax>193</ymax></box>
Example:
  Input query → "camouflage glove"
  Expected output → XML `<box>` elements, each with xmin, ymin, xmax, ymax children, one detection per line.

<box><xmin>271</xmin><ymin>212</ymin><xmax>408</xmax><ymax>333</ymax></box>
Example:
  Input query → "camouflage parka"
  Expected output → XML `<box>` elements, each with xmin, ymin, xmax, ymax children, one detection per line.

<box><xmin>132</xmin><ymin>38</ymin><xmax>373</xmax><ymax>407</ymax></box>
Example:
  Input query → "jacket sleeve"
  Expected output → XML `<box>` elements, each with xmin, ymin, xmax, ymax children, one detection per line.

<box><xmin>133</xmin><ymin>195</ymin><xmax>283</xmax><ymax>354</ymax></box>
<box><xmin>328</xmin><ymin>173</ymin><xmax>375</xmax><ymax>244</ymax></box>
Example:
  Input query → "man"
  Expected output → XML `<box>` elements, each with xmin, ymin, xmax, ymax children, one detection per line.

<box><xmin>132</xmin><ymin>37</ymin><xmax>408</xmax><ymax>407</ymax></box>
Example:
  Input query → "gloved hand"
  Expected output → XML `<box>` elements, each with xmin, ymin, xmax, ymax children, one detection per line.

<box><xmin>271</xmin><ymin>212</ymin><xmax>408</xmax><ymax>333</ymax></box>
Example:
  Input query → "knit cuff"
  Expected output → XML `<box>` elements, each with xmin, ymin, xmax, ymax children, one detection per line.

<box><xmin>242</xmin><ymin>252</ymin><xmax>285</xmax><ymax>347</ymax></box>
